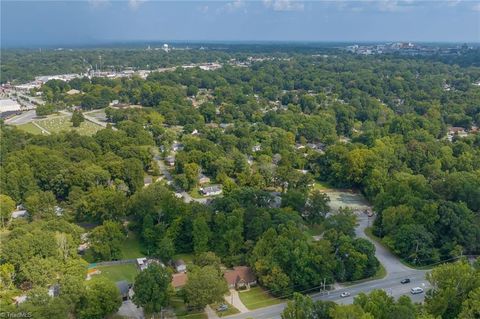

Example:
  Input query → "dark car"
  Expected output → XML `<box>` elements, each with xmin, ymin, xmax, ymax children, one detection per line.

<box><xmin>401</xmin><ymin>278</ymin><xmax>411</xmax><ymax>284</ymax></box>
<box><xmin>217</xmin><ymin>304</ymin><xmax>228</xmax><ymax>312</ymax></box>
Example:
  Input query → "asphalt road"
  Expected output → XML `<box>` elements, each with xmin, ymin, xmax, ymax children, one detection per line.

<box><xmin>4</xmin><ymin>109</ymin><xmax>37</xmax><ymax>125</ymax></box>
<box><xmin>226</xmin><ymin>206</ymin><xmax>428</xmax><ymax>319</ymax></box>
<box><xmin>153</xmin><ymin>150</ymin><xmax>208</xmax><ymax>205</ymax></box>
<box><xmin>227</xmin><ymin>271</ymin><xmax>428</xmax><ymax>319</ymax></box>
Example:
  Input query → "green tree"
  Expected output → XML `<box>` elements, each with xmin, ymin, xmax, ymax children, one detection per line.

<box><xmin>0</xmin><ymin>194</ymin><xmax>16</xmax><ymax>227</ymax></box>
<box><xmin>24</xmin><ymin>190</ymin><xmax>56</xmax><ymax>220</ymax></box>
<box><xmin>459</xmin><ymin>287</ymin><xmax>480</xmax><ymax>319</ymax></box>
<box><xmin>425</xmin><ymin>260</ymin><xmax>480</xmax><ymax>319</ymax></box>
<box><xmin>133</xmin><ymin>264</ymin><xmax>173</xmax><ymax>314</ymax></box>
<box><xmin>193</xmin><ymin>216</ymin><xmax>211</xmax><ymax>254</ymax></box>
<box><xmin>304</xmin><ymin>190</ymin><xmax>330</xmax><ymax>224</ymax></box>
<box><xmin>0</xmin><ymin>263</ymin><xmax>15</xmax><ymax>290</ymax></box>
<box><xmin>156</xmin><ymin>236</ymin><xmax>175</xmax><ymax>262</ymax></box>
<box><xmin>282</xmin><ymin>293</ymin><xmax>316</xmax><ymax>319</ymax></box>
<box><xmin>184</xmin><ymin>162</ymin><xmax>200</xmax><ymax>191</ymax></box>
<box><xmin>35</xmin><ymin>104</ymin><xmax>55</xmax><ymax>116</ymax></box>
<box><xmin>330</xmin><ymin>304</ymin><xmax>373</xmax><ymax>319</ymax></box>
<box><xmin>184</xmin><ymin>265</ymin><xmax>228</xmax><ymax>309</ymax></box>
<box><xmin>89</xmin><ymin>221</ymin><xmax>125</xmax><ymax>261</ymax></box>
<box><xmin>71</xmin><ymin>110</ymin><xmax>85</xmax><ymax>127</ymax></box>
<box><xmin>77</xmin><ymin>277</ymin><xmax>121</xmax><ymax>319</ymax></box>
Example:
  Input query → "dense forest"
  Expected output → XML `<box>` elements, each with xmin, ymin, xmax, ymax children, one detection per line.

<box><xmin>1</xmin><ymin>48</ymin><xmax>479</xmax><ymax>318</ymax></box>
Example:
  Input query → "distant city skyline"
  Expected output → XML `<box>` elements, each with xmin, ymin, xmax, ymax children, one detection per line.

<box><xmin>1</xmin><ymin>0</ymin><xmax>479</xmax><ymax>48</ymax></box>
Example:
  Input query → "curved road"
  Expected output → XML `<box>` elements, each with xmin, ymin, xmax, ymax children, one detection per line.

<box><xmin>153</xmin><ymin>149</ymin><xmax>208</xmax><ymax>205</ymax></box>
<box><xmin>226</xmin><ymin>202</ymin><xmax>429</xmax><ymax>319</ymax></box>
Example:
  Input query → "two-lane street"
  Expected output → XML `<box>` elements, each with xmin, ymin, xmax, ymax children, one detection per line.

<box><xmin>226</xmin><ymin>205</ymin><xmax>429</xmax><ymax>319</ymax></box>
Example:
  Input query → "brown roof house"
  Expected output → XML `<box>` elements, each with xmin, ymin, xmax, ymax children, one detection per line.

<box><xmin>171</xmin><ymin>273</ymin><xmax>188</xmax><ymax>291</ymax></box>
<box><xmin>223</xmin><ymin>266</ymin><xmax>257</xmax><ymax>290</ymax></box>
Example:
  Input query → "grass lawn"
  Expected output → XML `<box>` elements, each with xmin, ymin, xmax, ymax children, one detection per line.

<box><xmin>189</xmin><ymin>186</ymin><xmax>207</xmax><ymax>199</ymax></box>
<box><xmin>173</xmin><ymin>253</ymin><xmax>195</xmax><ymax>269</ymax></box>
<box><xmin>16</xmin><ymin>122</ymin><xmax>46</xmax><ymax>134</ymax></box>
<box><xmin>238</xmin><ymin>287</ymin><xmax>282</xmax><ymax>310</ymax></box>
<box><xmin>311</xmin><ymin>181</ymin><xmax>333</xmax><ymax>191</ymax></box>
<box><xmin>33</xmin><ymin>115</ymin><xmax>103</xmax><ymax>136</ymax></box>
<box><xmin>96</xmin><ymin>263</ymin><xmax>139</xmax><ymax>283</ymax></box>
<box><xmin>211</xmin><ymin>302</ymin><xmax>240</xmax><ymax>317</ymax></box>
<box><xmin>121</xmin><ymin>232</ymin><xmax>146</xmax><ymax>259</ymax></box>
<box><xmin>171</xmin><ymin>296</ymin><xmax>207</xmax><ymax>319</ymax></box>
<box><xmin>189</xmin><ymin>186</ymin><xmax>202</xmax><ymax>199</ymax></box>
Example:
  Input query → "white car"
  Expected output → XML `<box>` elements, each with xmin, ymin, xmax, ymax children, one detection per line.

<box><xmin>340</xmin><ymin>292</ymin><xmax>351</xmax><ymax>298</ymax></box>
<box><xmin>410</xmin><ymin>287</ymin><xmax>424</xmax><ymax>294</ymax></box>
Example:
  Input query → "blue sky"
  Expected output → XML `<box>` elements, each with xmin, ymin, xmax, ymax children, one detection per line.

<box><xmin>1</xmin><ymin>0</ymin><xmax>479</xmax><ymax>47</ymax></box>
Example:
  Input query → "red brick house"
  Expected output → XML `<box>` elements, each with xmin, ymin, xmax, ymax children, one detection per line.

<box><xmin>223</xmin><ymin>266</ymin><xmax>257</xmax><ymax>290</ymax></box>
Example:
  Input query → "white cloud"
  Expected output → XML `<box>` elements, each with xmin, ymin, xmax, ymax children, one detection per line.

<box><xmin>377</xmin><ymin>0</ymin><xmax>412</xmax><ymax>12</ymax></box>
<box><xmin>88</xmin><ymin>0</ymin><xmax>110</xmax><ymax>9</ymax></box>
<box><xmin>263</xmin><ymin>0</ymin><xmax>304</xmax><ymax>12</ymax></box>
<box><xmin>224</xmin><ymin>0</ymin><xmax>246</xmax><ymax>12</ymax></box>
<box><xmin>128</xmin><ymin>0</ymin><xmax>147</xmax><ymax>10</ymax></box>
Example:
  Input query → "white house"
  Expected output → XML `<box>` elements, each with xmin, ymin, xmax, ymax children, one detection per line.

<box><xmin>200</xmin><ymin>185</ymin><xmax>222</xmax><ymax>196</ymax></box>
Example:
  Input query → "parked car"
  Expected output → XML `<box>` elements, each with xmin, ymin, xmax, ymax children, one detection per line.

<box><xmin>217</xmin><ymin>304</ymin><xmax>228</xmax><ymax>312</ymax></box>
<box><xmin>410</xmin><ymin>287</ymin><xmax>424</xmax><ymax>294</ymax></box>
<box><xmin>401</xmin><ymin>278</ymin><xmax>411</xmax><ymax>284</ymax></box>
<box><xmin>340</xmin><ymin>292</ymin><xmax>351</xmax><ymax>298</ymax></box>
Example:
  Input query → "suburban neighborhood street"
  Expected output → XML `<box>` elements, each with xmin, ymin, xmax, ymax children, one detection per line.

<box><xmin>153</xmin><ymin>151</ymin><xmax>208</xmax><ymax>204</ymax></box>
<box><xmin>225</xmin><ymin>210</ymin><xmax>429</xmax><ymax>319</ymax></box>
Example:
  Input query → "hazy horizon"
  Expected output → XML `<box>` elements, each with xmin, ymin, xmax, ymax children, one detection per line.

<box><xmin>2</xmin><ymin>0</ymin><xmax>479</xmax><ymax>48</ymax></box>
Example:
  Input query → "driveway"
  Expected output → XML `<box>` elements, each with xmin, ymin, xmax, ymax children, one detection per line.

<box><xmin>355</xmin><ymin>213</ymin><xmax>413</xmax><ymax>276</ymax></box>
<box><xmin>225</xmin><ymin>190</ymin><xmax>429</xmax><ymax>319</ymax></box>
<box><xmin>153</xmin><ymin>150</ymin><xmax>208</xmax><ymax>205</ymax></box>
<box><xmin>117</xmin><ymin>300</ymin><xmax>144</xmax><ymax>319</ymax></box>
<box><xmin>224</xmin><ymin>289</ymin><xmax>249</xmax><ymax>313</ymax></box>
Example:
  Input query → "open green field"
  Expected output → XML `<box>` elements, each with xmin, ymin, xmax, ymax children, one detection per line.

<box><xmin>120</xmin><ymin>232</ymin><xmax>146</xmax><ymax>259</ymax></box>
<box><xmin>96</xmin><ymin>263</ymin><xmax>139</xmax><ymax>283</ymax></box>
<box><xmin>16</xmin><ymin>114</ymin><xmax>104</xmax><ymax>136</ymax></box>
<box><xmin>171</xmin><ymin>296</ymin><xmax>207</xmax><ymax>319</ymax></box>
<box><xmin>16</xmin><ymin>122</ymin><xmax>46</xmax><ymax>134</ymax></box>
<box><xmin>238</xmin><ymin>287</ymin><xmax>282</xmax><ymax>310</ymax></box>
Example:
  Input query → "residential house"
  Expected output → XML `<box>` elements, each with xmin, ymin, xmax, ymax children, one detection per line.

<box><xmin>66</xmin><ymin>89</ymin><xmax>80</xmax><ymax>95</ymax></box>
<box><xmin>252</xmin><ymin>144</ymin><xmax>262</xmax><ymax>152</ymax></box>
<box><xmin>171</xmin><ymin>273</ymin><xmax>188</xmax><ymax>290</ymax></box>
<box><xmin>137</xmin><ymin>258</ymin><xmax>163</xmax><ymax>271</ymax></box>
<box><xmin>174</xmin><ymin>259</ymin><xmax>187</xmax><ymax>273</ymax></box>
<box><xmin>198</xmin><ymin>173</ymin><xmax>211</xmax><ymax>185</ymax></box>
<box><xmin>200</xmin><ymin>185</ymin><xmax>222</xmax><ymax>196</ymax></box>
<box><xmin>143</xmin><ymin>176</ymin><xmax>153</xmax><ymax>187</ymax></box>
<box><xmin>11</xmin><ymin>205</ymin><xmax>28</xmax><ymax>219</ymax></box>
<box><xmin>165</xmin><ymin>156</ymin><xmax>175</xmax><ymax>167</ymax></box>
<box><xmin>447</xmin><ymin>126</ymin><xmax>468</xmax><ymax>141</ymax></box>
<box><xmin>137</xmin><ymin>257</ymin><xmax>148</xmax><ymax>271</ymax></box>
<box><xmin>223</xmin><ymin>266</ymin><xmax>257</xmax><ymax>290</ymax></box>
<box><xmin>172</xmin><ymin>142</ymin><xmax>184</xmax><ymax>152</ymax></box>
<box><xmin>12</xmin><ymin>295</ymin><xmax>27</xmax><ymax>305</ymax></box>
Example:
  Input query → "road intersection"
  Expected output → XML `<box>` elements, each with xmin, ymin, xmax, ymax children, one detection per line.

<box><xmin>226</xmin><ymin>200</ymin><xmax>429</xmax><ymax>319</ymax></box>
